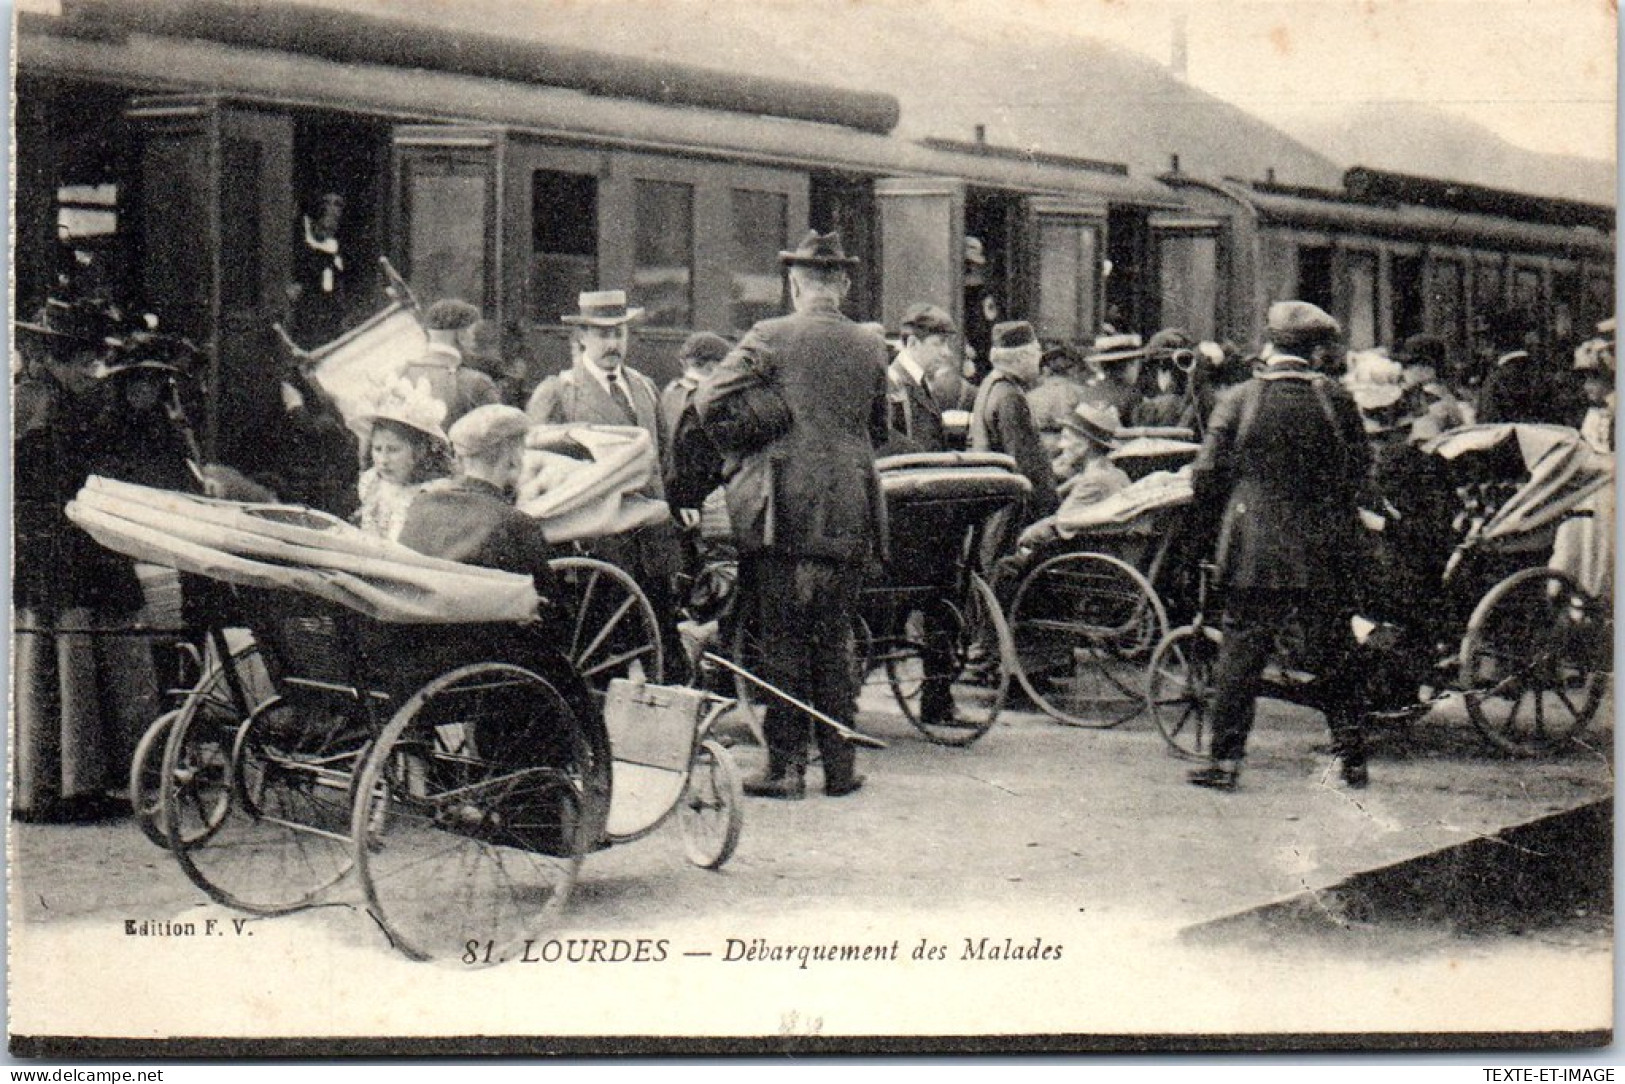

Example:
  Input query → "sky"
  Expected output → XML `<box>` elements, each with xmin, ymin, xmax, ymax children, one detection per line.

<box><xmin>949</xmin><ymin>0</ymin><xmax>1617</xmax><ymax>163</ymax></box>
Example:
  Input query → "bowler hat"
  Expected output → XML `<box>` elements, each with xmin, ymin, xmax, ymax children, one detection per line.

<box><xmin>1266</xmin><ymin>301</ymin><xmax>1340</xmax><ymax>340</ymax></box>
<box><xmin>424</xmin><ymin>298</ymin><xmax>481</xmax><ymax>332</ymax></box>
<box><xmin>901</xmin><ymin>303</ymin><xmax>956</xmax><ymax>338</ymax></box>
<box><xmin>1395</xmin><ymin>333</ymin><xmax>1446</xmax><ymax>368</ymax></box>
<box><xmin>561</xmin><ymin>289</ymin><xmax>645</xmax><ymax>327</ymax></box>
<box><xmin>1089</xmin><ymin>332</ymin><xmax>1146</xmax><ymax>367</ymax></box>
<box><xmin>1146</xmin><ymin>328</ymin><xmax>1195</xmax><ymax>356</ymax></box>
<box><xmin>778</xmin><ymin>230</ymin><xmax>860</xmax><ymax>268</ymax></box>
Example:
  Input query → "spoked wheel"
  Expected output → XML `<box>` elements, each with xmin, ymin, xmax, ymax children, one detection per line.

<box><xmin>353</xmin><ymin>663</ymin><xmax>595</xmax><ymax>963</ymax></box>
<box><xmin>1459</xmin><ymin>568</ymin><xmax>1608</xmax><ymax>757</ymax></box>
<box><xmin>548</xmin><ymin>556</ymin><xmax>665</xmax><ymax>692</ymax></box>
<box><xmin>165</xmin><ymin>689</ymin><xmax>364</xmax><ymax>915</ymax></box>
<box><xmin>1009</xmin><ymin>552</ymin><xmax>1169</xmax><ymax>728</ymax></box>
<box><xmin>1147</xmin><ymin>625</ymin><xmax>1220</xmax><ymax>760</ymax></box>
<box><xmin>134</xmin><ymin>639</ymin><xmax>272</xmax><ymax>849</ymax></box>
<box><xmin>881</xmin><ymin>574</ymin><xmax>1011</xmax><ymax>746</ymax></box>
<box><xmin>678</xmin><ymin>738</ymin><xmax>745</xmax><ymax>869</ymax></box>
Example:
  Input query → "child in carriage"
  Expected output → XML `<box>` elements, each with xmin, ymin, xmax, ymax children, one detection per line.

<box><xmin>355</xmin><ymin>376</ymin><xmax>454</xmax><ymax>542</ymax></box>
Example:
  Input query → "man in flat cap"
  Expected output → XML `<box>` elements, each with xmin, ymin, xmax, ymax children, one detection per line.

<box><xmin>887</xmin><ymin>303</ymin><xmax>958</xmax><ymax>454</ymax></box>
<box><xmin>1187</xmin><ymin>300</ymin><xmax>1372</xmax><ymax>792</ymax></box>
<box><xmin>695</xmin><ymin>230</ymin><xmax>889</xmax><ymax>799</ymax></box>
<box><xmin>400</xmin><ymin>298</ymin><xmax>500</xmax><ymax>429</ymax></box>
<box><xmin>397</xmin><ymin>404</ymin><xmax>561</xmax><ymax>602</ymax></box>
<box><xmin>660</xmin><ymin>330</ymin><xmax>732</xmax><ymax>476</ymax></box>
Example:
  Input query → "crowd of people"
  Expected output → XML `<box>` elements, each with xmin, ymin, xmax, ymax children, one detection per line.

<box><xmin>12</xmin><ymin>228</ymin><xmax>1616</xmax><ymax>820</ymax></box>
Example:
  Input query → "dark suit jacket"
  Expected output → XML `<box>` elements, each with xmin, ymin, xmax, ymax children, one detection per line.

<box><xmin>526</xmin><ymin>359</ymin><xmax>667</xmax><ymax>500</ymax></box>
<box><xmin>396</xmin><ymin>476</ymin><xmax>561</xmax><ymax>602</ymax></box>
<box><xmin>887</xmin><ymin>357</ymin><xmax>947</xmax><ymax>453</ymax></box>
<box><xmin>695</xmin><ymin>301</ymin><xmax>890</xmax><ymax>564</ymax></box>
<box><xmin>1190</xmin><ymin>358</ymin><xmax>1370</xmax><ymax>593</ymax></box>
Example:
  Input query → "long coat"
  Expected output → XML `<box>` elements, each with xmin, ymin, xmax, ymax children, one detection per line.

<box><xmin>527</xmin><ymin>358</ymin><xmax>667</xmax><ymax>501</ymax></box>
<box><xmin>695</xmin><ymin>301</ymin><xmax>890</xmax><ymax>565</ymax></box>
<box><xmin>970</xmin><ymin>370</ymin><xmax>1059</xmax><ymax>519</ymax></box>
<box><xmin>1190</xmin><ymin>358</ymin><xmax>1370</xmax><ymax>593</ymax></box>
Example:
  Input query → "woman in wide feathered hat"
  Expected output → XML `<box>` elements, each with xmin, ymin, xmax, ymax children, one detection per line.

<box><xmin>355</xmin><ymin>375</ymin><xmax>454</xmax><ymax>541</ymax></box>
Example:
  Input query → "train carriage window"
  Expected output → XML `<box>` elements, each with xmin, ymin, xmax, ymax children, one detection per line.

<box><xmin>403</xmin><ymin>156</ymin><xmax>488</xmax><ymax>308</ymax></box>
<box><xmin>1344</xmin><ymin>250</ymin><xmax>1378</xmax><ymax>349</ymax></box>
<box><xmin>729</xmin><ymin>189</ymin><xmax>788</xmax><ymax>332</ymax></box>
<box><xmin>532</xmin><ymin>170</ymin><xmax>598</xmax><ymax>325</ymax></box>
<box><xmin>632</xmin><ymin>179</ymin><xmax>694</xmax><ymax>327</ymax></box>
<box><xmin>1390</xmin><ymin>254</ymin><xmax>1425</xmax><ymax>344</ymax></box>
<box><xmin>1157</xmin><ymin>233</ymin><xmax>1219</xmax><ymax>341</ymax></box>
<box><xmin>220</xmin><ymin>139</ymin><xmax>264</xmax><ymax>316</ymax></box>
<box><xmin>1296</xmin><ymin>245</ymin><xmax>1333</xmax><ymax>311</ymax></box>
<box><xmin>1428</xmin><ymin>258</ymin><xmax>1467</xmax><ymax>358</ymax></box>
<box><xmin>1036</xmin><ymin>220</ymin><xmax>1097</xmax><ymax>342</ymax></box>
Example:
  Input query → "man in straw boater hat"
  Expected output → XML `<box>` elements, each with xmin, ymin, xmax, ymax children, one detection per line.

<box><xmin>527</xmin><ymin>289</ymin><xmax>666</xmax><ymax>483</ymax></box>
<box><xmin>526</xmin><ymin>287</ymin><xmax>686</xmax><ymax>676</ymax></box>
<box><xmin>1080</xmin><ymin>331</ymin><xmax>1148</xmax><ymax>422</ymax></box>
<box><xmin>695</xmin><ymin>230</ymin><xmax>889</xmax><ymax>799</ymax></box>
<box><xmin>1186</xmin><ymin>301</ymin><xmax>1373</xmax><ymax>792</ymax></box>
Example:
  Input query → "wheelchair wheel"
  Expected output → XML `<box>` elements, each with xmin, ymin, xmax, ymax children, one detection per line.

<box><xmin>1009</xmin><ymin>552</ymin><xmax>1169</xmax><ymax>728</ymax></box>
<box><xmin>165</xmin><ymin>687</ymin><xmax>363</xmax><ymax>915</ymax></box>
<box><xmin>1147</xmin><ymin>625</ymin><xmax>1219</xmax><ymax>760</ymax></box>
<box><xmin>548</xmin><ymin>556</ymin><xmax>665</xmax><ymax>692</ymax></box>
<box><xmin>883</xmin><ymin>574</ymin><xmax>1011</xmax><ymax>746</ymax></box>
<box><xmin>1459</xmin><ymin>568</ymin><xmax>1608</xmax><ymax>757</ymax></box>
<box><xmin>678</xmin><ymin>738</ymin><xmax>744</xmax><ymax>869</ymax></box>
<box><xmin>353</xmin><ymin>663</ymin><xmax>594</xmax><ymax>963</ymax></box>
<box><xmin>133</xmin><ymin>639</ymin><xmax>270</xmax><ymax>849</ymax></box>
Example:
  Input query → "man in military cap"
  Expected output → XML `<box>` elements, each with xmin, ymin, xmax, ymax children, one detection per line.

<box><xmin>970</xmin><ymin>320</ymin><xmax>1059</xmax><ymax>565</ymax></box>
<box><xmin>887</xmin><ymin>303</ymin><xmax>957</xmax><ymax>454</ymax></box>
<box><xmin>400</xmin><ymin>298</ymin><xmax>500</xmax><ymax>429</ymax></box>
<box><xmin>695</xmin><ymin>230</ymin><xmax>889</xmax><ymax>799</ymax></box>
<box><xmin>1186</xmin><ymin>301</ymin><xmax>1372</xmax><ymax>791</ymax></box>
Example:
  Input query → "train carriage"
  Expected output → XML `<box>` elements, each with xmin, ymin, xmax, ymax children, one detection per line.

<box><xmin>21</xmin><ymin>0</ymin><xmax>1611</xmax><ymax>495</ymax></box>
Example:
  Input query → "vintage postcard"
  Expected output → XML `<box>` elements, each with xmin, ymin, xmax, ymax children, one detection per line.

<box><xmin>7</xmin><ymin>0</ymin><xmax>1616</xmax><ymax>1056</ymax></box>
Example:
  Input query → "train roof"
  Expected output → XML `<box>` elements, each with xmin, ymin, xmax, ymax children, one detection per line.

<box><xmin>1182</xmin><ymin>174</ymin><xmax>1614</xmax><ymax>258</ymax></box>
<box><xmin>19</xmin><ymin>0</ymin><xmax>1183</xmax><ymax>206</ymax></box>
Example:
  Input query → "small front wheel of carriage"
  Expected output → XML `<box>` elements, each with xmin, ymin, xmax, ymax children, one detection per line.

<box><xmin>134</xmin><ymin>637</ymin><xmax>271</xmax><ymax>849</ymax></box>
<box><xmin>1009</xmin><ymin>552</ymin><xmax>1169</xmax><ymax>728</ymax></box>
<box><xmin>1459</xmin><ymin>568</ymin><xmax>1608</xmax><ymax>757</ymax></box>
<box><xmin>884</xmin><ymin>573</ymin><xmax>1011</xmax><ymax>746</ymax></box>
<box><xmin>164</xmin><ymin>689</ymin><xmax>360</xmax><ymax>915</ymax></box>
<box><xmin>678</xmin><ymin>738</ymin><xmax>745</xmax><ymax>869</ymax></box>
<box><xmin>1147</xmin><ymin>624</ymin><xmax>1219</xmax><ymax>761</ymax></box>
<box><xmin>353</xmin><ymin>663</ymin><xmax>595</xmax><ymax>963</ymax></box>
<box><xmin>548</xmin><ymin>556</ymin><xmax>665</xmax><ymax>692</ymax></box>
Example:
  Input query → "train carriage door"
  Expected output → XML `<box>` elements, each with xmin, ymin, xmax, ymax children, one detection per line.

<box><xmin>876</xmin><ymin>178</ymin><xmax>966</xmax><ymax>334</ymax></box>
<box><xmin>1150</xmin><ymin>214</ymin><xmax>1224</xmax><ymax>342</ymax></box>
<box><xmin>391</xmin><ymin>126</ymin><xmax>505</xmax><ymax>329</ymax></box>
<box><xmin>126</xmin><ymin>97</ymin><xmax>293</xmax><ymax>468</ymax></box>
<box><xmin>1021</xmin><ymin>196</ymin><xmax>1107</xmax><ymax>346</ymax></box>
